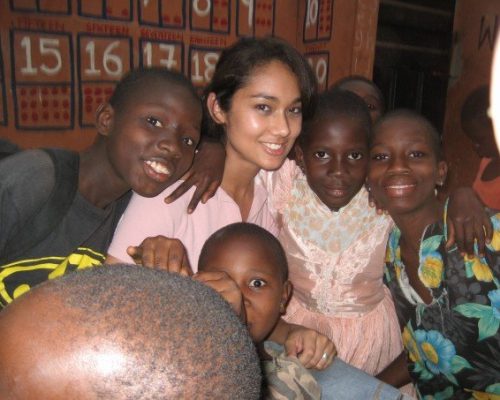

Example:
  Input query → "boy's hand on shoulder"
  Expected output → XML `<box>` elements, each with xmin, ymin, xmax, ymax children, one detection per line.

<box><xmin>446</xmin><ymin>187</ymin><xmax>493</xmax><ymax>257</ymax></box>
<box><xmin>127</xmin><ymin>236</ymin><xmax>192</xmax><ymax>276</ymax></box>
<box><xmin>193</xmin><ymin>271</ymin><xmax>246</xmax><ymax>323</ymax></box>
<box><xmin>285</xmin><ymin>324</ymin><xmax>336</xmax><ymax>370</ymax></box>
<box><xmin>164</xmin><ymin>141</ymin><xmax>225</xmax><ymax>213</ymax></box>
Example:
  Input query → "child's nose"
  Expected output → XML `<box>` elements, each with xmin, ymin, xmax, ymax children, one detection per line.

<box><xmin>388</xmin><ymin>155</ymin><xmax>409</xmax><ymax>172</ymax></box>
<box><xmin>158</xmin><ymin>135</ymin><xmax>182</xmax><ymax>159</ymax></box>
<box><xmin>328</xmin><ymin>157</ymin><xmax>347</xmax><ymax>176</ymax></box>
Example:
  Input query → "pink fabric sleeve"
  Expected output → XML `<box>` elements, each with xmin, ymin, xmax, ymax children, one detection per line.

<box><xmin>107</xmin><ymin>181</ymin><xmax>191</xmax><ymax>263</ymax></box>
<box><xmin>270</xmin><ymin>158</ymin><xmax>301</xmax><ymax>213</ymax></box>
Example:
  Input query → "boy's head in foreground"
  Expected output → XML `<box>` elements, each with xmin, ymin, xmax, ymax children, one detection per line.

<box><xmin>96</xmin><ymin>67</ymin><xmax>203</xmax><ymax>198</ymax></box>
<box><xmin>0</xmin><ymin>265</ymin><xmax>261</xmax><ymax>400</ymax></box>
<box><xmin>198</xmin><ymin>223</ymin><xmax>291</xmax><ymax>343</ymax></box>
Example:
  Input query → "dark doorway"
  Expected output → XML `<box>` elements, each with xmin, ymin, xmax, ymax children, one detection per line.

<box><xmin>373</xmin><ymin>0</ymin><xmax>456</xmax><ymax>131</ymax></box>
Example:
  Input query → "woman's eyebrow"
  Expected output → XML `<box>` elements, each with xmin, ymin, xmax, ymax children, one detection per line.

<box><xmin>250</xmin><ymin>94</ymin><xmax>301</xmax><ymax>104</ymax></box>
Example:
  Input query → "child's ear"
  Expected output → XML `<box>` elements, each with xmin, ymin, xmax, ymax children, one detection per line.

<box><xmin>95</xmin><ymin>103</ymin><xmax>115</xmax><ymax>137</ymax></box>
<box><xmin>294</xmin><ymin>143</ymin><xmax>306</xmax><ymax>174</ymax></box>
<box><xmin>207</xmin><ymin>92</ymin><xmax>226</xmax><ymax>125</ymax></box>
<box><xmin>436</xmin><ymin>160</ymin><xmax>448</xmax><ymax>187</ymax></box>
<box><xmin>280</xmin><ymin>281</ymin><xmax>293</xmax><ymax>314</ymax></box>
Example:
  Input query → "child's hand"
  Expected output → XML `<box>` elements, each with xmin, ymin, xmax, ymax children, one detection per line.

<box><xmin>446</xmin><ymin>187</ymin><xmax>493</xmax><ymax>257</ymax></box>
<box><xmin>193</xmin><ymin>271</ymin><xmax>246</xmax><ymax>323</ymax></box>
<box><xmin>164</xmin><ymin>141</ymin><xmax>225</xmax><ymax>213</ymax></box>
<box><xmin>367</xmin><ymin>185</ymin><xmax>388</xmax><ymax>215</ymax></box>
<box><xmin>284</xmin><ymin>324</ymin><xmax>336</xmax><ymax>370</ymax></box>
<box><xmin>127</xmin><ymin>236</ymin><xmax>192</xmax><ymax>276</ymax></box>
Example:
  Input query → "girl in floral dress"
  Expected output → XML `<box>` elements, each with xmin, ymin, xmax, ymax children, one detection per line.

<box><xmin>369</xmin><ymin>109</ymin><xmax>500</xmax><ymax>398</ymax></box>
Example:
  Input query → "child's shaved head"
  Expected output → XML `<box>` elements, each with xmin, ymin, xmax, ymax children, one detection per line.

<box><xmin>0</xmin><ymin>265</ymin><xmax>261</xmax><ymax>399</ymax></box>
<box><xmin>374</xmin><ymin>109</ymin><xmax>443</xmax><ymax>160</ymax></box>
<box><xmin>109</xmin><ymin>67</ymin><xmax>200</xmax><ymax>114</ymax></box>
<box><xmin>199</xmin><ymin>222</ymin><xmax>288</xmax><ymax>281</ymax></box>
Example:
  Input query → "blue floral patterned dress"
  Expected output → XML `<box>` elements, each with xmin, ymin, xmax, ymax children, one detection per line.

<box><xmin>383</xmin><ymin>208</ymin><xmax>500</xmax><ymax>400</ymax></box>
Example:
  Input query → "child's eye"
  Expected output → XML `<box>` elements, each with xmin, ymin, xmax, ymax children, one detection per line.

<box><xmin>409</xmin><ymin>151</ymin><xmax>425</xmax><ymax>158</ymax></box>
<box><xmin>288</xmin><ymin>105</ymin><xmax>302</xmax><ymax>115</ymax></box>
<box><xmin>348</xmin><ymin>152</ymin><xmax>364</xmax><ymax>160</ymax></box>
<box><xmin>371</xmin><ymin>153</ymin><xmax>388</xmax><ymax>161</ymax></box>
<box><xmin>249</xmin><ymin>279</ymin><xmax>267</xmax><ymax>289</ymax></box>
<box><xmin>146</xmin><ymin>116</ymin><xmax>163</xmax><ymax>128</ymax></box>
<box><xmin>182</xmin><ymin>137</ymin><xmax>195</xmax><ymax>147</ymax></box>
<box><xmin>313</xmin><ymin>151</ymin><xmax>329</xmax><ymax>159</ymax></box>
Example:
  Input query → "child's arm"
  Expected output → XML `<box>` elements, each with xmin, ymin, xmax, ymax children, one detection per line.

<box><xmin>268</xmin><ymin>318</ymin><xmax>336</xmax><ymax>371</ymax></box>
<box><xmin>193</xmin><ymin>271</ymin><xmax>246</xmax><ymax>323</ymax></box>
<box><xmin>375</xmin><ymin>351</ymin><xmax>412</xmax><ymax>388</ymax></box>
<box><xmin>106</xmin><ymin>236</ymin><xmax>192</xmax><ymax>276</ymax></box>
<box><xmin>446</xmin><ymin>187</ymin><xmax>493</xmax><ymax>257</ymax></box>
<box><xmin>369</xmin><ymin>185</ymin><xmax>493</xmax><ymax>256</ymax></box>
<box><xmin>165</xmin><ymin>140</ymin><xmax>225</xmax><ymax>213</ymax></box>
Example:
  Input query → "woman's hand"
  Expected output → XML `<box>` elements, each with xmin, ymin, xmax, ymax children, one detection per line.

<box><xmin>165</xmin><ymin>141</ymin><xmax>225</xmax><ymax>213</ymax></box>
<box><xmin>126</xmin><ymin>235</ymin><xmax>192</xmax><ymax>276</ymax></box>
<box><xmin>446</xmin><ymin>187</ymin><xmax>493</xmax><ymax>257</ymax></box>
<box><xmin>194</xmin><ymin>271</ymin><xmax>246</xmax><ymax>323</ymax></box>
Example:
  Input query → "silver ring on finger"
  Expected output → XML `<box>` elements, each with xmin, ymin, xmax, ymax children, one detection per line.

<box><xmin>321</xmin><ymin>352</ymin><xmax>328</xmax><ymax>361</ymax></box>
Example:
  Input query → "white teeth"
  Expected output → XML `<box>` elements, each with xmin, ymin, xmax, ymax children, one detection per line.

<box><xmin>387</xmin><ymin>185</ymin><xmax>414</xmax><ymax>189</ymax></box>
<box><xmin>263</xmin><ymin>143</ymin><xmax>282</xmax><ymax>150</ymax></box>
<box><xmin>145</xmin><ymin>160</ymin><xmax>170</xmax><ymax>175</ymax></box>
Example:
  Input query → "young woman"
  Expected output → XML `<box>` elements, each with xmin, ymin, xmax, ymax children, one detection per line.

<box><xmin>369</xmin><ymin>110</ymin><xmax>500</xmax><ymax>398</ymax></box>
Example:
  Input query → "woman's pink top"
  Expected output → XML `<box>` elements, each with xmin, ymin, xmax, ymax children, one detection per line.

<box><xmin>269</xmin><ymin>161</ymin><xmax>403</xmax><ymax>375</ymax></box>
<box><xmin>107</xmin><ymin>171</ymin><xmax>278</xmax><ymax>271</ymax></box>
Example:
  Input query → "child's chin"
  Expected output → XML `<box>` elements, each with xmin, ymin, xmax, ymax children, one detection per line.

<box><xmin>134</xmin><ymin>183</ymin><xmax>171</xmax><ymax>198</ymax></box>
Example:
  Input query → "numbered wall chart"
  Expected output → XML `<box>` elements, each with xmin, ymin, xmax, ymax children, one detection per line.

<box><xmin>10</xmin><ymin>30</ymin><xmax>74</xmax><ymax>130</ymax></box>
<box><xmin>0</xmin><ymin>0</ymin><xmax>378</xmax><ymax>150</ymax></box>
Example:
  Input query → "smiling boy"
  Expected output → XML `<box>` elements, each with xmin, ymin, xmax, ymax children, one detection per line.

<box><xmin>0</xmin><ymin>67</ymin><xmax>202</xmax><ymax>308</ymax></box>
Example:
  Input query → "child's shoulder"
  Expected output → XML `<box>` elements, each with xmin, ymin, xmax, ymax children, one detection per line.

<box><xmin>0</xmin><ymin>149</ymin><xmax>56</xmax><ymax>199</ymax></box>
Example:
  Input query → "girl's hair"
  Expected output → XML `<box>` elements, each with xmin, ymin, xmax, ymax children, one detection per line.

<box><xmin>109</xmin><ymin>67</ymin><xmax>200</xmax><ymax>113</ymax></box>
<box><xmin>374</xmin><ymin>109</ymin><xmax>443</xmax><ymax>160</ymax></box>
<box><xmin>299</xmin><ymin>89</ymin><xmax>372</xmax><ymax>146</ymax></box>
<box><xmin>203</xmin><ymin>36</ymin><xmax>317</xmax><ymax>140</ymax></box>
<box><xmin>331</xmin><ymin>75</ymin><xmax>385</xmax><ymax>114</ymax></box>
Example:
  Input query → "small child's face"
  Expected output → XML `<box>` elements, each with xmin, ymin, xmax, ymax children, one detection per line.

<box><xmin>368</xmin><ymin>117</ymin><xmax>447</xmax><ymax>215</ymax></box>
<box><xmin>200</xmin><ymin>236</ymin><xmax>290</xmax><ymax>343</ymax></box>
<box><xmin>340</xmin><ymin>81</ymin><xmax>383</xmax><ymax>123</ymax></box>
<box><xmin>296</xmin><ymin>115</ymin><xmax>368</xmax><ymax>211</ymax></box>
<box><xmin>101</xmin><ymin>82</ymin><xmax>202</xmax><ymax>197</ymax></box>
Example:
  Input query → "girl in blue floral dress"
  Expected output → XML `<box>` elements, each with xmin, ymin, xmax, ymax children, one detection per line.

<box><xmin>367</xmin><ymin>109</ymin><xmax>500</xmax><ymax>399</ymax></box>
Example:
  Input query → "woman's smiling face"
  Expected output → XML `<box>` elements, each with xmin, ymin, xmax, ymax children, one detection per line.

<box><xmin>209</xmin><ymin>60</ymin><xmax>303</xmax><ymax>172</ymax></box>
<box><xmin>368</xmin><ymin>115</ymin><xmax>447</xmax><ymax>216</ymax></box>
